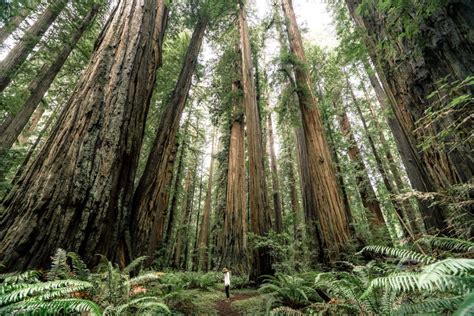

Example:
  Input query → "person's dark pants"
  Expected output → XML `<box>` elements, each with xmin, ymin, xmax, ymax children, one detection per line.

<box><xmin>225</xmin><ymin>285</ymin><xmax>230</xmax><ymax>298</ymax></box>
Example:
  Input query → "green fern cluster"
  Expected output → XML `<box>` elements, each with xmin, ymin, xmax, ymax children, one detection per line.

<box><xmin>0</xmin><ymin>249</ymin><xmax>170</xmax><ymax>315</ymax></box>
<box><xmin>259</xmin><ymin>273</ymin><xmax>318</xmax><ymax>309</ymax></box>
<box><xmin>0</xmin><ymin>270</ymin><xmax>101</xmax><ymax>315</ymax></box>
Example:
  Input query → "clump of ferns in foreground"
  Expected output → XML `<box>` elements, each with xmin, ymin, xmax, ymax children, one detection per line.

<box><xmin>0</xmin><ymin>249</ymin><xmax>170</xmax><ymax>315</ymax></box>
<box><xmin>265</xmin><ymin>236</ymin><xmax>474</xmax><ymax>315</ymax></box>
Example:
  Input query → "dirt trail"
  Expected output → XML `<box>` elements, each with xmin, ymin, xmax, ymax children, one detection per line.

<box><xmin>215</xmin><ymin>293</ymin><xmax>255</xmax><ymax>316</ymax></box>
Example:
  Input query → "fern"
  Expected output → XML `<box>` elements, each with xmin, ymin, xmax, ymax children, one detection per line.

<box><xmin>48</xmin><ymin>248</ymin><xmax>70</xmax><ymax>280</ymax></box>
<box><xmin>122</xmin><ymin>256</ymin><xmax>148</xmax><ymax>275</ymax></box>
<box><xmin>0</xmin><ymin>271</ymin><xmax>41</xmax><ymax>284</ymax></box>
<box><xmin>128</xmin><ymin>272</ymin><xmax>162</xmax><ymax>287</ymax></box>
<box><xmin>359</xmin><ymin>245</ymin><xmax>436</xmax><ymax>264</ymax></box>
<box><xmin>2</xmin><ymin>298</ymin><xmax>102</xmax><ymax>315</ymax></box>
<box><xmin>0</xmin><ymin>279</ymin><xmax>93</xmax><ymax>305</ymax></box>
<box><xmin>419</xmin><ymin>236</ymin><xmax>474</xmax><ymax>253</ymax></box>
<box><xmin>68</xmin><ymin>251</ymin><xmax>90</xmax><ymax>280</ymax></box>
<box><xmin>455</xmin><ymin>293</ymin><xmax>474</xmax><ymax>316</ymax></box>
<box><xmin>398</xmin><ymin>296</ymin><xmax>465</xmax><ymax>313</ymax></box>
<box><xmin>113</xmin><ymin>297</ymin><xmax>170</xmax><ymax>314</ymax></box>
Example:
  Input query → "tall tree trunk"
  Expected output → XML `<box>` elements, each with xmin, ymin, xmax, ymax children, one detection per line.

<box><xmin>0</xmin><ymin>0</ymin><xmax>168</xmax><ymax>272</ymax></box>
<box><xmin>222</xmin><ymin>79</ymin><xmax>248</xmax><ymax>274</ymax></box>
<box><xmin>0</xmin><ymin>4</ymin><xmax>100</xmax><ymax>154</ymax></box>
<box><xmin>0</xmin><ymin>0</ymin><xmax>68</xmax><ymax>92</ymax></box>
<box><xmin>364</xmin><ymin>65</ymin><xmax>446</xmax><ymax>233</ymax></box>
<box><xmin>281</xmin><ymin>0</ymin><xmax>351</xmax><ymax>259</ymax></box>
<box><xmin>17</xmin><ymin>104</ymin><xmax>45</xmax><ymax>146</ymax></box>
<box><xmin>346</xmin><ymin>0</ymin><xmax>473</xmax><ymax>228</ymax></box>
<box><xmin>130</xmin><ymin>17</ymin><xmax>207</xmax><ymax>263</ymax></box>
<box><xmin>238</xmin><ymin>1</ymin><xmax>273</xmax><ymax>280</ymax></box>
<box><xmin>267</xmin><ymin>113</ymin><xmax>283</xmax><ymax>233</ymax></box>
<box><xmin>338</xmin><ymin>105</ymin><xmax>385</xmax><ymax>227</ymax></box>
<box><xmin>197</xmin><ymin>131</ymin><xmax>216</xmax><ymax>271</ymax></box>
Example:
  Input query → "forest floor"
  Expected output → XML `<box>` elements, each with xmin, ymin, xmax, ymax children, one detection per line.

<box><xmin>175</xmin><ymin>288</ymin><xmax>268</xmax><ymax>315</ymax></box>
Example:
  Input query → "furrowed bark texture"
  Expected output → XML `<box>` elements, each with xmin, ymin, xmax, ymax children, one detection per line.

<box><xmin>0</xmin><ymin>0</ymin><xmax>68</xmax><ymax>92</ymax></box>
<box><xmin>0</xmin><ymin>0</ymin><xmax>168</xmax><ymax>271</ymax></box>
<box><xmin>131</xmin><ymin>17</ymin><xmax>208</xmax><ymax>263</ymax></box>
<box><xmin>238</xmin><ymin>1</ymin><xmax>273</xmax><ymax>280</ymax></box>
<box><xmin>222</xmin><ymin>79</ymin><xmax>248</xmax><ymax>274</ymax></box>
<box><xmin>282</xmin><ymin>0</ymin><xmax>351</xmax><ymax>258</ymax></box>
<box><xmin>346</xmin><ymin>0</ymin><xmax>473</xmax><ymax>229</ymax></box>
<box><xmin>0</xmin><ymin>4</ymin><xmax>100</xmax><ymax>154</ymax></box>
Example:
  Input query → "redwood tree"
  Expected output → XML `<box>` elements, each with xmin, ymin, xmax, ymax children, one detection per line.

<box><xmin>0</xmin><ymin>0</ymin><xmax>168</xmax><ymax>271</ymax></box>
<box><xmin>238</xmin><ymin>0</ymin><xmax>273</xmax><ymax>280</ymax></box>
<box><xmin>281</xmin><ymin>0</ymin><xmax>351</xmax><ymax>259</ymax></box>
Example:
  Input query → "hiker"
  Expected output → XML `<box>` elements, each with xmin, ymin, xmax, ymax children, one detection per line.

<box><xmin>223</xmin><ymin>267</ymin><xmax>230</xmax><ymax>299</ymax></box>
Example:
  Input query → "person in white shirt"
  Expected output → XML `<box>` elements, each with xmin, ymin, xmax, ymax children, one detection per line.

<box><xmin>222</xmin><ymin>267</ymin><xmax>231</xmax><ymax>299</ymax></box>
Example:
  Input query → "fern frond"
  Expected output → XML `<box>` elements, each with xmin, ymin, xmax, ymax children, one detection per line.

<box><xmin>116</xmin><ymin>296</ymin><xmax>170</xmax><ymax>314</ymax></box>
<box><xmin>1</xmin><ymin>271</ymin><xmax>41</xmax><ymax>284</ymax></box>
<box><xmin>360</xmin><ymin>245</ymin><xmax>436</xmax><ymax>264</ymax></box>
<box><xmin>419</xmin><ymin>236</ymin><xmax>474</xmax><ymax>253</ymax></box>
<box><xmin>48</xmin><ymin>248</ymin><xmax>70</xmax><ymax>280</ymax></box>
<box><xmin>398</xmin><ymin>295</ymin><xmax>464</xmax><ymax>314</ymax></box>
<box><xmin>455</xmin><ymin>293</ymin><xmax>474</xmax><ymax>316</ymax></box>
<box><xmin>369</xmin><ymin>273</ymin><xmax>420</xmax><ymax>292</ymax></box>
<box><xmin>129</xmin><ymin>272</ymin><xmax>163</xmax><ymax>286</ymax></box>
<box><xmin>67</xmin><ymin>252</ymin><xmax>90</xmax><ymax>280</ymax></box>
<box><xmin>1</xmin><ymin>298</ymin><xmax>101</xmax><ymax>315</ymax></box>
<box><xmin>0</xmin><ymin>279</ymin><xmax>93</xmax><ymax>305</ymax></box>
<box><xmin>123</xmin><ymin>256</ymin><xmax>148</xmax><ymax>275</ymax></box>
<box><xmin>420</xmin><ymin>259</ymin><xmax>474</xmax><ymax>284</ymax></box>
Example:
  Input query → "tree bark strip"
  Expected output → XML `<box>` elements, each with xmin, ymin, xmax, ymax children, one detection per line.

<box><xmin>0</xmin><ymin>0</ymin><xmax>168</xmax><ymax>271</ymax></box>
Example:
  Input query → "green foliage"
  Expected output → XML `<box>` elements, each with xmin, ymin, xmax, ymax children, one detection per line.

<box><xmin>259</xmin><ymin>273</ymin><xmax>317</xmax><ymax>309</ymax></box>
<box><xmin>359</xmin><ymin>245</ymin><xmax>436</xmax><ymax>264</ymax></box>
<box><xmin>418</xmin><ymin>236</ymin><xmax>474</xmax><ymax>253</ymax></box>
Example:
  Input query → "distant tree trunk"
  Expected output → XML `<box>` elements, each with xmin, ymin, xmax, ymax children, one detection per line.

<box><xmin>173</xmin><ymin>165</ymin><xmax>195</xmax><ymax>269</ymax></box>
<box><xmin>281</xmin><ymin>0</ymin><xmax>351</xmax><ymax>259</ymax></box>
<box><xmin>0</xmin><ymin>0</ymin><xmax>68</xmax><ymax>92</ymax></box>
<box><xmin>338</xmin><ymin>105</ymin><xmax>385</xmax><ymax>227</ymax></box>
<box><xmin>222</xmin><ymin>78</ymin><xmax>248</xmax><ymax>274</ymax></box>
<box><xmin>359</xmin><ymin>78</ymin><xmax>421</xmax><ymax>234</ymax></box>
<box><xmin>346</xmin><ymin>0</ymin><xmax>473</xmax><ymax>228</ymax></box>
<box><xmin>17</xmin><ymin>105</ymin><xmax>45</xmax><ymax>146</ymax></box>
<box><xmin>0</xmin><ymin>4</ymin><xmax>32</xmax><ymax>45</ymax></box>
<box><xmin>130</xmin><ymin>17</ymin><xmax>207</xmax><ymax>264</ymax></box>
<box><xmin>364</xmin><ymin>65</ymin><xmax>447</xmax><ymax>233</ymax></box>
<box><xmin>346</xmin><ymin>79</ymin><xmax>413</xmax><ymax>239</ymax></box>
<box><xmin>197</xmin><ymin>131</ymin><xmax>216</xmax><ymax>272</ymax></box>
<box><xmin>12</xmin><ymin>103</ymin><xmax>55</xmax><ymax>184</ymax></box>
<box><xmin>0</xmin><ymin>0</ymin><xmax>168</xmax><ymax>272</ymax></box>
<box><xmin>238</xmin><ymin>1</ymin><xmax>273</xmax><ymax>281</ymax></box>
<box><xmin>0</xmin><ymin>4</ymin><xmax>100</xmax><ymax>153</ymax></box>
<box><xmin>267</xmin><ymin>113</ymin><xmax>283</xmax><ymax>233</ymax></box>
